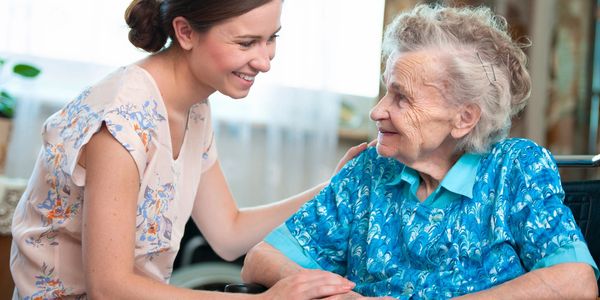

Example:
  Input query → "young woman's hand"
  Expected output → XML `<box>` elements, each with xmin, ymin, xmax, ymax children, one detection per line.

<box><xmin>332</xmin><ymin>140</ymin><xmax>376</xmax><ymax>176</ymax></box>
<box><xmin>258</xmin><ymin>269</ymin><xmax>355</xmax><ymax>300</ymax></box>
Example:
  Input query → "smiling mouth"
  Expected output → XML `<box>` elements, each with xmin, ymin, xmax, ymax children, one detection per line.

<box><xmin>378</xmin><ymin>129</ymin><xmax>397</xmax><ymax>134</ymax></box>
<box><xmin>233</xmin><ymin>72</ymin><xmax>255</xmax><ymax>82</ymax></box>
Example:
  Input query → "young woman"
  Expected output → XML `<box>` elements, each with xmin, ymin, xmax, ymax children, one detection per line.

<box><xmin>10</xmin><ymin>0</ymin><xmax>360</xmax><ymax>299</ymax></box>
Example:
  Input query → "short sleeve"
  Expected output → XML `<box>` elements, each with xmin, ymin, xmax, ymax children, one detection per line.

<box><xmin>507</xmin><ymin>143</ymin><xmax>594</xmax><ymax>272</ymax></box>
<box><xmin>265</xmin><ymin>224</ymin><xmax>323</xmax><ymax>270</ymax></box>
<box><xmin>43</xmin><ymin>88</ymin><xmax>151</xmax><ymax>187</ymax></box>
<box><xmin>284</xmin><ymin>150</ymin><xmax>368</xmax><ymax>275</ymax></box>
<box><xmin>532</xmin><ymin>240</ymin><xmax>599</xmax><ymax>278</ymax></box>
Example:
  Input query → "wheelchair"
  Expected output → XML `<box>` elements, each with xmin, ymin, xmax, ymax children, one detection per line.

<box><xmin>169</xmin><ymin>220</ymin><xmax>246</xmax><ymax>292</ymax></box>
<box><xmin>554</xmin><ymin>154</ymin><xmax>600</xmax><ymax>292</ymax></box>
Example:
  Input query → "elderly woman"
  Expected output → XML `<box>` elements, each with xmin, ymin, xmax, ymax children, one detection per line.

<box><xmin>240</xmin><ymin>4</ymin><xmax>599</xmax><ymax>299</ymax></box>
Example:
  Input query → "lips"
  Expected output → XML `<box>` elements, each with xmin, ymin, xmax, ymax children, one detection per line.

<box><xmin>378</xmin><ymin>128</ymin><xmax>397</xmax><ymax>134</ymax></box>
<box><xmin>233</xmin><ymin>71</ymin><xmax>256</xmax><ymax>82</ymax></box>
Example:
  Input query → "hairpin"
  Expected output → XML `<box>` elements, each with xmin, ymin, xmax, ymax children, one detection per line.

<box><xmin>476</xmin><ymin>51</ymin><xmax>497</xmax><ymax>84</ymax></box>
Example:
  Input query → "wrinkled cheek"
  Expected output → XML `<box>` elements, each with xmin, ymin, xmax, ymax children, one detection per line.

<box><xmin>403</xmin><ymin>129</ymin><xmax>422</xmax><ymax>146</ymax></box>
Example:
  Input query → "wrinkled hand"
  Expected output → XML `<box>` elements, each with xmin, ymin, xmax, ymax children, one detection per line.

<box><xmin>321</xmin><ymin>290</ymin><xmax>396</xmax><ymax>300</ymax></box>
<box><xmin>259</xmin><ymin>269</ymin><xmax>355</xmax><ymax>300</ymax></box>
<box><xmin>333</xmin><ymin>140</ymin><xmax>376</xmax><ymax>176</ymax></box>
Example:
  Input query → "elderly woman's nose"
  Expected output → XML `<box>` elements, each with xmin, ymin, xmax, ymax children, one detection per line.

<box><xmin>370</xmin><ymin>99</ymin><xmax>388</xmax><ymax>121</ymax></box>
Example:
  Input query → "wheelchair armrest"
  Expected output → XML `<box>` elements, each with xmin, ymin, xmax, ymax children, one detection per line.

<box><xmin>224</xmin><ymin>283</ymin><xmax>268</xmax><ymax>294</ymax></box>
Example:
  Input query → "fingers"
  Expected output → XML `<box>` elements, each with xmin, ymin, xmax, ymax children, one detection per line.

<box><xmin>367</xmin><ymin>139</ymin><xmax>377</xmax><ymax>147</ymax></box>
<box><xmin>333</xmin><ymin>142</ymin><xmax>369</xmax><ymax>175</ymax></box>
<box><xmin>321</xmin><ymin>290</ymin><xmax>363</xmax><ymax>300</ymax></box>
<box><xmin>307</xmin><ymin>284</ymin><xmax>355</xmax><ymax>299</ymax></box>
<box><xmin>266</xmin><ymin>270</ymin><xmax>356</xmax><ymax>300</ymax></box>
<box><xmin>344</xmin><ymin>142</ymin><xmax>368</xmax><ymax>159</ymax></box>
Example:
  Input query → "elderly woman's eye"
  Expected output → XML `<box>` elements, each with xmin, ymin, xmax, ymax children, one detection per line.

<box><xmin>395</xmin><ymin>93</ymin><xmax>407</xmax><ymax>102</ymax></box>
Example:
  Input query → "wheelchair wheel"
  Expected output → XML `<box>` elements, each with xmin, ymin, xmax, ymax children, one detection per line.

<box><xmin>169</xmin><ymin>262</ymin><xmax>243</xmax><ymax>291</ymax></box>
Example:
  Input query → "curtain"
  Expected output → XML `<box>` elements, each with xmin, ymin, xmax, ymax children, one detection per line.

<box><xmin>1</xmin><ymin>0</ymin><xmax>385</xmax><ymax>206</ymax></box>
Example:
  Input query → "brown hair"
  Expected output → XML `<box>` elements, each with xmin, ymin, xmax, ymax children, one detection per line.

<box><xmin>125</xmin><ymin>0</ymin><xmax>275</xmax><ymax>53</ymax></box>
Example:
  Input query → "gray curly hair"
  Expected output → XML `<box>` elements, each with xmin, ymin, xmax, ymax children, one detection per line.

<box><xmin>382</xmin><ymin>4</ymin><xmax>531</xmax><ymax>153</ymax></box>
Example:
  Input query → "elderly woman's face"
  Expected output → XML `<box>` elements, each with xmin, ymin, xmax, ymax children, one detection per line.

<box><xmin>370</xmin><ymin>51</ymin><xmax>461</xmax><ymax>165</ymax></box>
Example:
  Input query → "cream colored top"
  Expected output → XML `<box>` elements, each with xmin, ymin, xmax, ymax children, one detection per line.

<box><xmin>10</xmin><ymin>65</ymin><xmax>217</xmax><ymax>299</ymax></box>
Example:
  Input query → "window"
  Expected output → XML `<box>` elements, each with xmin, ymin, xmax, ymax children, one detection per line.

<box><xmin>0</xmin><ymin>0</ymin><xmax>385</xmax><ymax>98</ymax></box>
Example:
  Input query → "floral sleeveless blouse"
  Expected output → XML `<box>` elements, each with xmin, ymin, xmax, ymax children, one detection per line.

<box><xmin>10</xmin><ymin>65</ymin><xmax>217</xmax><ymax>299</ymax></box>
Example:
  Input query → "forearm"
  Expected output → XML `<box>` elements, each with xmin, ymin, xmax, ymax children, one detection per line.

<box><xmin>455</xmin><ymin>263</ymin><xmax>597</xmax><ymax>299</ymax></box>
<box><xmin>223</xmin><ymin>182</ymin><xmax>327</xmax><ymax>259</ymax></box>
<box><xmin>242</xmin><ymin>241</ymin><xmax>305</xmax><ymax>287</ymax></box>
<box><xmin>237</xmin><ymin>182</ymin><xmax>326</xmax><ymax>232</ymax></box>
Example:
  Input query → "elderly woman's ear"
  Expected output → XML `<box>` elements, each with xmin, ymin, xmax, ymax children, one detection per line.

<box><xmin>451</xmin><ymin>103</ymin><xmax>481</xmax><ymax>139</ymax></box>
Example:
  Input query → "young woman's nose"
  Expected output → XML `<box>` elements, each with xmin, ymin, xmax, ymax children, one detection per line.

<box><xmin>250</xmin><ymin>44</ymin><xmax>274</xmax><ymax>73</ymax></box>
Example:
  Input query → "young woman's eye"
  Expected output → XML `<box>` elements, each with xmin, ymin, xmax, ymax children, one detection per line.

<box><xmin>268</xmin><ymin>34</ymin><xmax>279</xmax><ymax>43</ymax></box>
<box><xmin>238</xmin><ymin>40</ymin><xmax>255</xmax><ymax>48</ymax></box>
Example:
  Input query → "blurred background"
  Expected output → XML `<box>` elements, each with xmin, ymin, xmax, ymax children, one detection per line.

<box><xmin>0</xmin><ymin>0</ymin><xmax>599</xmax><ymax>295</ymax></box>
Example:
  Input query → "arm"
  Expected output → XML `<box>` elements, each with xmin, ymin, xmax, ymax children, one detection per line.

<box><xmin>82</xmin><ymin>126</ymin><xmax>253</xmax><ymax>299</ymax></box>
<box><xmin>242</xmin><ymin>242</ymin><xmax>354</xmax><ymax>292</ymax></box>
<box><xmin>242</xmin><ymin>242</ymin><xmax>305</xmax><ymax>287</ymax></box>
<box><xmin>243</xmin><ymin>242</ymin><xmax>391</xmax><ymax>300</ymax></box>
<box><xmin>455</xmin><ymin>263</ymin><xmax>597</xmax><ymax>299</ymax></box>
<box><xmin>192</xmin><ymin>142</ymin><xmax>368</xmax><ymax>261</ymax></box>
<box><xmin>191</xmin><ymin>161</ymin><xmax>326</xmax><ymax>261</ymax></box>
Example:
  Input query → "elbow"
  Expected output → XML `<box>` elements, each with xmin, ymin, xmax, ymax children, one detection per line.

<box><xmin>211</xmin><ymin>242</ymin><xmax>244</xmax><ymax>262</ymax></box>
<box><xmin>241</xmin><ymin>242</ymin><xmax>267</xmax><ymax>283</ymax></box>
<box><xmin>87</xmin><ymin>288</ymin><xmax>111</xmax><ymax>300</ymax></box>
<box><xmin>240</xmin><ymin>246</ymin><xmax>258</xmax><ymax>282</ymax></box>
<box><xmin>218</xmin><ymin>251</ymin><xmax>242</xmax><ymax>262</ymax></box>
<box><xmin>86</xmin><ymin>277</ymin><xmax>115</xmax><ymax>299</ymax></box>
<box><xmin>566</xmin><ymin>264</ymin><xmax>598</xmax><ymax>299</ymax></box>
<box><xmin>580</xmin><ymin>273</ymin><xmax>598</xmax><ymax>299</ymax></box>
<box><xmin>85</xmin><ymin>272</ymin><xmax>128</xmax><ymax>300</ymax></box>
<box><xmin>205</xmin><ymin>232</ymin><xmax>251</xmax><ymax>262</ymax></box>
<box><xmin>579</xmin><ymin>281</ymin><xmax>598</xmax><ymax>299</ymax></box>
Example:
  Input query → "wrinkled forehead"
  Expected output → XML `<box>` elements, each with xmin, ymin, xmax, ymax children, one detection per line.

<box><xmin>383</xmin><ymin>50</ymin><xmax>445</xmax><ymax>85</ymax></box>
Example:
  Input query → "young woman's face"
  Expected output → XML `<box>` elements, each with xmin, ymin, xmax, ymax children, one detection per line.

<box><xmin>370</xmin><ymin>51</ymin><xmax>460</xmax><ymax>165</ymax></box>
<box><xmin>190</xmin><ymin>0</ymin><xmax>282</xmax><ymax>99</ymax></box>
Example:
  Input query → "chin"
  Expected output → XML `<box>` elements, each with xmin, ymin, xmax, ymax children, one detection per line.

<box><xmin>375</xmin><ymin>144</ymin><xmax>394</xmax><ymax>158</ymax></box>
<box><xmin>222</xmin><ymin>90</ymin><xmax>250</xmax><ymax>99</ymax></box>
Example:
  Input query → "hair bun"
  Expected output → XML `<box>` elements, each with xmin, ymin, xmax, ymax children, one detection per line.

<box><xmin>125</xmin><ymin>0</ymin><xmax>168</xmax><ymax>52</ymax></box>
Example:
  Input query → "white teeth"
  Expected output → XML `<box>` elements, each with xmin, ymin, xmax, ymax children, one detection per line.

<box><xmin>235</xmin><ymin>72</ymin><xmax>255</xmax><ymax>81</ymax></box>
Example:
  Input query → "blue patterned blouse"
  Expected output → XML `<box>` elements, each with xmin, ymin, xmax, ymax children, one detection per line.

<box><xmin>265</xmin><ymin>138</ymin><xmax>598</xmax><ymax>299</ymax></box>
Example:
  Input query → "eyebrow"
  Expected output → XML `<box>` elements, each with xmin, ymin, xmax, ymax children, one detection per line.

<box><xmin>235</xmin><ymin>26</ymin><xmax>282</xmax><ymax>39</ymax></box>
<box><xmin>390</xmin><ymin>82</ymin><xmax>409</xmax><ymax>96</ymax></box>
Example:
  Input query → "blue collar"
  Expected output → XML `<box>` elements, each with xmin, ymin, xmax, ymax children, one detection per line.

<box><xmin>386</xmin><ymin>153</ymin><xmax>482</xmax><ymax>200</ymax></box>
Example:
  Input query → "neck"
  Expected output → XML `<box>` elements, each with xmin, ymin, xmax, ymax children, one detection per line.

<box><xmin>406</xmin><ymin>142</ymin><xmax>463</xmax><ymax>201</ymax></box>
<box><xmin>138</xmin><ymin>47</ymin><xmax>214</xmax><ymax>115</ymax></box>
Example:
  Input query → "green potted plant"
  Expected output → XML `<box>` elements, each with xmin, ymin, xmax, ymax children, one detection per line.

<box><xmin>0</xmin><ymin>58</ymin><xmax>41</xmax><ymax>174</ymax></box>
<box><xmin>0</xmin><ymin>59</ymin><xmax>41</xmax><ymax>118</ymax></box>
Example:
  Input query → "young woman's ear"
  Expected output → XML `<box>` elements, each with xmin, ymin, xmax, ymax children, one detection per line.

<box><xmin>172</xmin><ymin>16</ymin><xmax>195</xmax><ymax>50</ymax></box>
<box><xmin>451</xmin><ymin>103</ymin><xmax>481</xmax><ymax>139</ymax></box>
